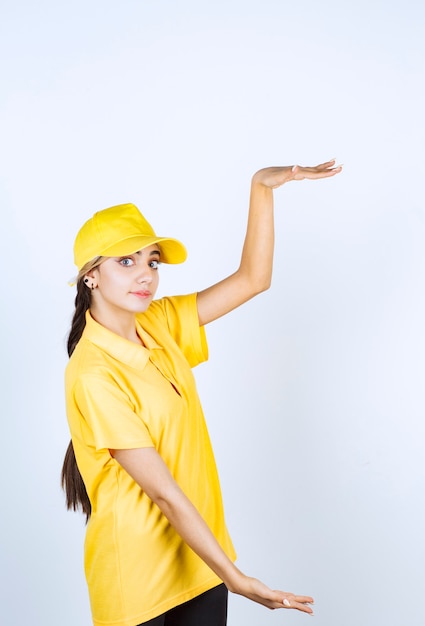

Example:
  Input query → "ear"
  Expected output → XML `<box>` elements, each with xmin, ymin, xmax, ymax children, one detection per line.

<box><xmin>83</xmin><ymin>271</ymin><xmax>98</xmax><ymax>290</ymax></box>
<box><xmin>84</xmin><ymin>268</ymin><xmax>97</xmax><ymax>279</ymax></box>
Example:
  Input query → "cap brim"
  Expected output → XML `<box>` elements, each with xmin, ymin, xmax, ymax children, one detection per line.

<box><xmin>101</xmin><ymin>235</ymin><xmax>187</xmax><ymax>264</ymax></box>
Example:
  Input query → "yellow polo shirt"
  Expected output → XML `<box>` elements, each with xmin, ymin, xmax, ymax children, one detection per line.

<box><xmin>65</xmin><ymin>294</ymin><xmax>236</xmax><ymax>626</ymax></box>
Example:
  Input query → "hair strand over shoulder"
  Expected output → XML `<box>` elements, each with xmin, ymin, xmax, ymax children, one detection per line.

<box><xmin>61</xmin><ymin>267</ymin><xmax>102</xmax><ymax>523</ymax></box>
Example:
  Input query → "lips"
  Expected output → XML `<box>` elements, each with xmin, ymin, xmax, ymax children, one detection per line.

<box><xmin>131</xmin><ymin>290</ymin><xmax>151</xmax><ymax>298</ymax></box>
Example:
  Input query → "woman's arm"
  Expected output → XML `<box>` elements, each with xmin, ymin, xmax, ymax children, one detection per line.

<box><xmin>111</xmin><ymin>446</ymin><xmax>314</xmax><ymax>615</ymax></box>
<box><xmin>196</xmin><ymin>159</ymin><xmax>342</xmax><ymax>326</ymax></box>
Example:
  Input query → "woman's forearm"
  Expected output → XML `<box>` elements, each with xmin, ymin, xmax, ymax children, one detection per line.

<box><xmin>238</xmin><ymin>178</ymin><xmax>275</xmax><ymax>293</ymax></box>
<box><xmin>111</xmin><ymin>446</ymin><xmax>315</xmax><ymax>613</ymax></box>
<box><xmin>155</xmin><ymin>479</ymin><xmax>243</xmax><ymax>591</ymax></box>
<box><xmin>111</xmin><ymin>446</ymin><xmax>242</xmax><ymax>589</ymax></box>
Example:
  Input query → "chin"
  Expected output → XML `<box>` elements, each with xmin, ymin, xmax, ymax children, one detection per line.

<box><xmin>132</xmin><ymin>300</ymin><xmax>153</xmax><ymax>313</ymax></box>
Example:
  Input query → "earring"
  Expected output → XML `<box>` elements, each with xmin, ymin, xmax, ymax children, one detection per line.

<box><xmin>84</xmin><ymin>277</ymin><xmax>96</xmax><ymax>289</ymax></box>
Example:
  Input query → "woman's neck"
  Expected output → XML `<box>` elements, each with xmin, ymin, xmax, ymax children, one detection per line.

<box><xmin>89</xmin><ymin>306</ymin><xmax>142</xmax><ymax>345</ymax></box>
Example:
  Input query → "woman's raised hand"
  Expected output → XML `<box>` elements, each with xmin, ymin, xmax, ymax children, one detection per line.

<box><xmin>229</xmin><ymin>573</ymin><xmax>314</xmax><ymax>615</ymax></box>
<box><xmin>252</xmin><ymin>158</ymin><xmax>342</xmax><ymax>189</ymax></box>
<box><xmin>196</xmin><ymin>157</ymin><xmax>342</xmax><ymax>326</ymax></box>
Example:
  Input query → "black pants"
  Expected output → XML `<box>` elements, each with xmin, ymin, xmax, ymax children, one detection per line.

<box><xmin>139</xmin><ymin>583</ymin><xmax>228</xmax><ymax>626</ymax></box>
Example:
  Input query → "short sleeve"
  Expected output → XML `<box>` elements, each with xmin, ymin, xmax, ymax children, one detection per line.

<box><xmin>145</xmin><ymin>294</ymin><xmax>208</xmax><ymax>367</ymax></box>
<box><xmin>73</xmin><ymin>374</ymin><xmax>154</xmax><ymax>451</ymax></box>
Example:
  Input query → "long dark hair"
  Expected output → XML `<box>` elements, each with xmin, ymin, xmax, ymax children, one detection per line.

<box><xmin>61</xmin><ymin>258</ymin><xmax>102</xmax><ymax>522</ymax></box>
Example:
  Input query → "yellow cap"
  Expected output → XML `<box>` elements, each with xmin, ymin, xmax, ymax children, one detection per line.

<box><xmin>73</xmin><ymin>203</ymin><xmax>187</xmax><ymax>270</ymax></box>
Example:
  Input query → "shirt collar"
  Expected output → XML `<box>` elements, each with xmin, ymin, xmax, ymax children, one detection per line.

<box><xmin>82</xmin><ymin>310</ymin><xmax>162</xmax><ymax>370</ymax></box>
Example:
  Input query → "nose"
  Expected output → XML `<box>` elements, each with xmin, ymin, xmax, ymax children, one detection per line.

<box><xmin>135</xmin><ymin>265</ymin><xmax>154</xmax><ymax>284</ymax></box>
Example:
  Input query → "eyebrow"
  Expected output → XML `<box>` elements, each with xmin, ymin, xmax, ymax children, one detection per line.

<box><xmin>135</xmin><ymin>248</ymin><xmax>160</xmax><ymax>256</ymax></box>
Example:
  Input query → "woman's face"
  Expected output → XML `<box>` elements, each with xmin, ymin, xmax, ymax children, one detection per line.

<box><xmin>91</xmin><ymin>244</ymin><xmax>161</xmax><ymax>317</ymax></box>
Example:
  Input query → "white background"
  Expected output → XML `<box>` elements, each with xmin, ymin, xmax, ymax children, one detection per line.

<box><xmin>1</xmin><ymin>1</ymin><xmax>424</xmax><ymax>625</ymax></box>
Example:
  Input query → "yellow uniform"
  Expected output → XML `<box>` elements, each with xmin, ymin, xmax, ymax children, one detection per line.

<box><xmin>65</xmin><ymin>293</ymin><xmax>236</xmax><ymax>626</ymax></box>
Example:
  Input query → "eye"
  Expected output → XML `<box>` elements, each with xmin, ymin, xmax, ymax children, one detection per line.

<box><xmin>119</xmin><ymin>257</ymin><xmax>134</xmax><ymax>267</ymax></box>
<box><xmin>149</xmin><ymin>259</ymin><xmax>160</xmax><ymax>270</ymax></box>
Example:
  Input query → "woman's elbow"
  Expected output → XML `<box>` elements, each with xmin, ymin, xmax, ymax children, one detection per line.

<box><xmin>241</xmin><ymin>271</ymin><xmax>272</xmax><ymax>298</ymax></box>
<box><xmin>252</xmin><ymin>277</ymin><xmax>272</xmax><ymax>296</ymax></box>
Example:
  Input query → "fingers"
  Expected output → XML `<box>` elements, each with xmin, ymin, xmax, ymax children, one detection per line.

<box><xmin>291</xmin><ymin>159</ymin><xmax>342</xmax><ymax>181</ymax></box>
<box><xmin>252</xmin><ymin>160</ymin><xmax>342</xmax><ymax>188</ymax></box>
<box><xmin>293</xmin><ymin>595</ymin><xmax>315</xmax><ymax>604</ymax></box>
<box><xmin>284</xmin><ymin>602</ymin><xmax>314</xmax><ymax>615</ymax></box>
<box><xmin>289</xmin><ymin>598</ymin><xmax>314</xmax><ymax>614</ymax></box>
<box><xmin>278</xmin><ymin>592</ymin><xmax>314</xmax><ymax>614</ymax></box>
<box><xmin>313</xmin><ymin>157</ymin><xmax>343</xmax><ymax>174</ymax></box>
<box><xmin>238</xmin><ymin>577</ymin><xmax>314</xmax><ymax>615</ymax></box>
<box><xmin>317</xmin><ymin>158</ymin><xmax>337</xmax><ymax>169</ymax></box>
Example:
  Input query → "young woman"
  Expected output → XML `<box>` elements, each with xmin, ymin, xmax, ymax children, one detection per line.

<box><xmin>62</xmin><ymin>160</ymin><xmax>342</xmax><ymax>626</ymax></box>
